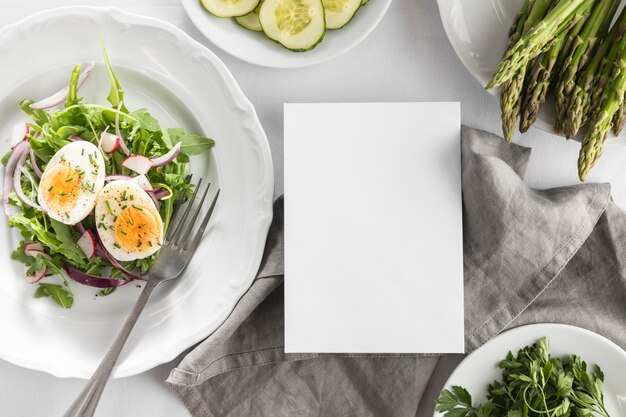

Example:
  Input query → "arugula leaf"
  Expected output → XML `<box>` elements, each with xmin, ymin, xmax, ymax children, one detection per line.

<box><xmin>9</xmin><ymin>212</ymin><xmax>62</xmax><ymax>249</ymax></box>
<box><xmin>34</xmin><ymin>283</ymin><xmax>73</xmax><ymax>308</ymax></box>
<box><xmin>49</xmin><ymin>219</ymin><xmax>87</xmax><ymax>267</ymax></box>
<box><xmin>11</xmin><ymin>241</ymin><xmax>37</xmax><ymax>267</ymax></box>
<box><xmin>20</xmin><ymin>99</ymin><xmax>50</xmax><ymax>126</ymax></box>
<box><xmin>1</xmin><ymin>149</ymin><xmax>11</xmax><ymax>167</ymax></box>
<box><xmin>167</xmin><ymin>128</ymin><xmax>215</xmax><ymax>159</ymax></box>
<box><xmin>99</xmin><ymin>287</ymin><xmax>116</xmax><ymax>296</ymax></box>
<box><xmin>130</xmin><ymin>109</ymin><xmax>160</xmax><ymax>132</ymax></box>
<box><xmin>100</xmin><ymin>38</ymin><xmax>128</xmax><ymax>112</ymax></box>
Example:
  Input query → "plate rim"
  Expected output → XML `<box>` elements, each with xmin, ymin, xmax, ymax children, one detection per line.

<box><xmin>434</xmin><ymin>323</ymin><xmax>626</xmax><ymax>417</ymax></box>
<box><xmin>181</xmin><ymin>0</ymin><xmax>393</xmax><ymax>69</ymax></box>
<box><xmin>0</xmin><ymin>5</ymin><xmax>275</xmax><ymax>378</ymax></box>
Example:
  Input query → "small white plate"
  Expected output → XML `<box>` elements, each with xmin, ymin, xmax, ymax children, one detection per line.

<box><xmin>181</xmin><ymin>0</ymin><xmax>392</xmax><ymax>68</ymax></box>
<box><xmin>0</xmin><ymin>6</ymin><xmax>273</xmax><ymax>378</ymax></box>
<box><xmin>436</xmin><ymin>0</ymin><xmax>626</xmax><ymax>145</ymax></box>
<box><xmin>435</xmin><ymin>324</ymin><xmax>626</xmax><ymax>417</ymax></box>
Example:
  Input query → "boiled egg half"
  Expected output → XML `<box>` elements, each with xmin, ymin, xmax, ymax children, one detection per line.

<box><xmin>37</xmin><ymin>141</ymin><xmax>105</xmax><ymax>225</ymax></box>
<box><xmin>95</xmin><ymin>180</ymin><xmax>163</xmax><ymax>261</ymax></box>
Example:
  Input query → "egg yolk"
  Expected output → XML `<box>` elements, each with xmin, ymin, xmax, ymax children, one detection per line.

<box><xmin>114</xmin><ymin>206</ymin><xmax>161</xmax><ymax>253</ymax></box>
<box><xmin>40</xmin><ymin>162</ymin><xmax>81</xmax><ymax>213</ymax></box>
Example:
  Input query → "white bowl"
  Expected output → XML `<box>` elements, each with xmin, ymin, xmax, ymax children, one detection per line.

<box><xmin>182</xmin><ymin>0</ymin><xmax>392</xmax><ymax>68</ymax></box>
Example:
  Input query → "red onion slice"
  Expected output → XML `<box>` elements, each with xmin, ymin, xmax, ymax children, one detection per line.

<box><xmin>30</xmin><ymin>62</ymin><xmax>95</xmax><ymax>110</ymax></box>
<box><xmin>13</xmin><ymin>151</ymin><xmax>41</xmax><ymax>210</ymax></box>
<box><xmin>93</xmin><ymin>237</ymin><xmax>144</xmax><ymax>281</ymax></box>
<box><xmin>29</xmin><ymin>148</ymin><xmax>42</xmax><ymax>178</ymax></box>
<box><xmin>146</xmin><ymin>190</ymin><xmax>160</xmax><ymax>209</ymax></box>
<box><xmin>152</xmin><ymin>188</ymin><xmax>171</xmax><ymax>200</ymax></box>
<box><xmin>151</xmin><ymin>142</ymin><xmax>181</xmax><ymax>168</ymax></box>
<box><xmin>4</xmin><ymin>141</ymin><xmax>30</xmax><ymax>216</ymax></box>
<box><xmin>69</xmin><ymin>135</ymin><xmax>84</xmax><ymax>142</ymax></box>
<box><xmin>64</xmin><ymin>265</ymin><xmax>134</xmax><ymax>288</ymax></box>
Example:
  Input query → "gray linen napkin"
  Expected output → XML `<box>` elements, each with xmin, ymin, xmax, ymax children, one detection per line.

<box><xmin>166</xmin><ymin>126</ymin><xmax>626</xmax><ymax>417</ymax></box>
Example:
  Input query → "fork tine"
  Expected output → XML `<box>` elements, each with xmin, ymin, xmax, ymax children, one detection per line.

<box><xmin>175</xmin><ymin>182</ymin><xmax>211</xmax><ymax>247</ymax></box>
<box><xmin>166</xmin><ymin>177</ymin><xmax>202</xmax><ymax>243</ymax></box>
<box><xmin>183</xmin><ymin>189</ymin><xmax>220</xmax><ymax>252</ymax></box>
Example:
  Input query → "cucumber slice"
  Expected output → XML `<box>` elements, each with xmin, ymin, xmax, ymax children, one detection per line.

<box><xmin>322</xmin><ymin>0</ymin><xmax>361</xmax><ymax>29</ymax></box>
<box><xmin>201</xmin><ymin>0</ymin><xmax>260</xmax><ymax>18</ymax></box>
<box><xmin>235</xmin><ymin>3</ymin><xmax>263</xmax><ymax>31</ymax></box>
<box><xmin>259</xmin><ymin>0</ymin><xmax>325</xmax><ymax>52</ymax></box>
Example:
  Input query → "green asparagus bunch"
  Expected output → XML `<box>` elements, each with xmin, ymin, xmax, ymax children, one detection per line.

<box><xmin>554</xmin><ymin>0</ymin><xmax>619</xmax><ymax>134</ymax></box>
<box><xmin>488</xmin><ymin>0</ymin><xmax>626</xmax><ymax>180</ymax></box>
<box><xmin>486</xmin><ymin>0</ymin><xmax>595</xmax><ymax>89</ymax></box>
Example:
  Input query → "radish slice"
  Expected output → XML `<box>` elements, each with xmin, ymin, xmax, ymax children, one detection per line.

<box><xmin>114</xmin><ymin>101</ymin><xmax>130</xmax><ymax>156</ymax></box>
<box><xmin>122</xmin><ymin>155</ymin><xmax>152</xmax><ymax>175</ymax></box>
<box><xmin>131</xmin><ymin>175</ymin><xmax>153</xmax><ymax>191</ymax></box>
<box><xmin>100</xmin><ymin>132</ymin><xmax>120</xmax><ymax>153</ymax></box>
<box><xmin>29</xmin><ymin>148</ymin><xmax>43</xmax><ymax>179</ymax></box>
<box><xmin>26</xmin><ymin>265</ymin><xmax>46</xmax><ymax>283</ymax></box>
<box><xmin>13</xmin><ymin>151</ymin><xmax>41</xmax><ymax>210</ymax></box>
<box><xmin>64</xmin><ymin>265</ymin><xmax>133</xmax><ymax>288</ymax></box>
<box><xmin>30</xmin><ymin>62</ymin><xmax>95</xmax><ymax>110</ymax></box>
<box><xmin>77</xmin><ymin>230</ymin><xmax>96</xmax><ymax>259</ymax></box>
<box><xmin>151</xmin><ymin>142</ymin><xmax>181</xmax><ymax>168</ymax></box>
<box><xmin>105</xmin><ymin>174</ymin><xmax>132</xmax><ymax>182</ymax></box>
<box><xmin>10</xmin><ymin>123</ymin><xmax>29</xmax><ymax>149</ymax></box>
<box><xmin>3</xmin><ymin>141</ymin><xmax>29</xmax><ymax>216</ymax></box>
<box><xmin>24</xmin><ymin>242</ymin><xmax>46</xmax><ymax>256</ymax></box>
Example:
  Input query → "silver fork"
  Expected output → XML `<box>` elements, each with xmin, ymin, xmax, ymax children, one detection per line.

<box><xmin>63</xmin><ymin>179</ymin><xmax>220</xmax><ymax>417</ymax></box>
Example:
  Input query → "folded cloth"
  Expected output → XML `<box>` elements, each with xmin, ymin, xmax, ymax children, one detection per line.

<box><xmin>166</xmin><ymin>126</ymin><xmax>626</xmax><ymax>417</ymax></box>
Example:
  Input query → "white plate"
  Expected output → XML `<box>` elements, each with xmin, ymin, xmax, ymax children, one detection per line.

<box><xmin>181</xmin><ymin>0</ymin><xmax>392</xmax><ymax>68</ymax></box>
<box><xmin>436</xmin><ymin>0</ymin><xmax>626</xmax><ymax>145</ymax></box>
<box><xmin>435</xmin><ymin>324</ymin><xmax>626</xmax><ymax>417</ymax></box>
<box><xmin>0</xmin><ymin>6</ymin><xmax>274</xmax><ymax>378</ymax></box>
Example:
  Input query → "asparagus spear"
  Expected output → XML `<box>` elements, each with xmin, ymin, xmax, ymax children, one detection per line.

<box><xmin>519</xmin><ymin>30</ymin><xmax>567</xmax><ymax>133</ymax></box>
<box><xmin>564</xmin><ymin>10</ymin><xmax>626</xmax><ymax>138</ymax></box>
<box><xmin>612</xmin><ymin>101</ymin><xmax>626</xmax><ymax>134</ymax></box>
<box><xmin>555</xmin><ymin>0</ymin><xmax>620</xmax><ymax>135</ymax></box>
<box><xmin>578</xmin><ymin>42</ymin><xmax>626</xmax><ymax>180</ymax></box>
<box><xmin>487</xmin><ymin>0</ymin><xmax>595</xmax><ymax>89</ymax></box>
<box><xmin>500</xmin><ymin>0</ymin><xmax>552</xmax><ymax>142</ymax></box>
<box><xmin>509</xmin><ymin>0</ymin><xmax>533</xmax><ymax>46</ymax></box>
<box><xmin>587</xmin><ymin>21</ymin><xmax>626</xmax><ymax>129</ymax></box>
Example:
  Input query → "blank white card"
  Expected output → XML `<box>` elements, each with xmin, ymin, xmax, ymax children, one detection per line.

<box><xmin>284</xmin><ymin>102</ymin><xmax>464</xmax><ymax>353</ymax></box>
<box><xmin>284</xmin><ymin>103</ymin><xmax>464</xmax><ymax>353</ymax></box>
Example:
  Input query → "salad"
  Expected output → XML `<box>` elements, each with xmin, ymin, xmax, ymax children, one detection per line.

<box><xmin>2</xmin><ymin>41</ymin><xmax>215</xmax><ymax>308</ymax></box>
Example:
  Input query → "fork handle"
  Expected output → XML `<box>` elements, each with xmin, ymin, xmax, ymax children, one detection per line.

<box><xmin>63</xmin><ymin>278</ymin><xmax>160</xmax><ymax>417</ymax></box>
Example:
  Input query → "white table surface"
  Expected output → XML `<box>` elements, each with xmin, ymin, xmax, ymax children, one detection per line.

<box><xmin>2</xmin><ymin>0</ymin><xmax>626</xmax><ymax>415</ymax></box>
